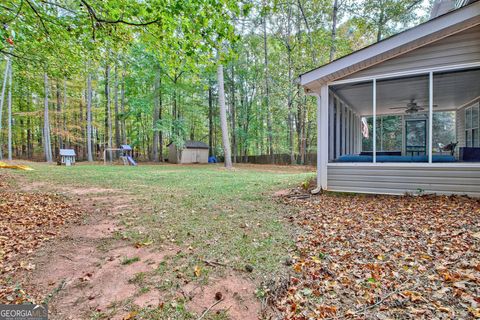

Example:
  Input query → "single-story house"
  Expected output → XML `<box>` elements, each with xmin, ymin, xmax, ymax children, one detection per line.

<box><xmin>168</xmin><ymin>141</ymin><xmax>209</xmax><ymax>164</ymax></box>
<box><xmin>299</xmin><ymin>0</ymin><xmax>480</xmax><ymax>197</ymax></box>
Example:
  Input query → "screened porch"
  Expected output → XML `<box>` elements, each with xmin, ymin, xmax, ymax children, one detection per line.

<box><xmin>327</xmin><ymin>67</ymin><xmax>480</xmax><ymax>164</ymax></box>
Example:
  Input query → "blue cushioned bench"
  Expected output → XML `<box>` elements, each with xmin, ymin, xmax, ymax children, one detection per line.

<box><xmin>337</xmin><ymin>154</ymin><xmax>457</xmax><ymax>163</ymax></box>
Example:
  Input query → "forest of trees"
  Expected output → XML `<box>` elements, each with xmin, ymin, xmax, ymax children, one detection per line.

<box><xmin>0</xmin><ymin>0</ymin><xmax>430</xmax><ymax>164</ymax></box>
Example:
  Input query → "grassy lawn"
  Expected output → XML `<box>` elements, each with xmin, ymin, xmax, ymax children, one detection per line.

<box><xmin>4</xmin><ymin>163</ymin><xmax>479</xmax><ymax>319</ymax></box>
<box><xmin>7</xmin><ymin>162</ymin><xmax>313</xmax><ymax>318</ymax></box>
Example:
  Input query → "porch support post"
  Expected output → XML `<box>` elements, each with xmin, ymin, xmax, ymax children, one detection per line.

<box><xmin>351</xmin><ymin>112</ymin><xmax>354</xmax><ymax>153</ymax></box>
<box><xmin>373</xmin><ymin>79</ymin><xmax>377</xmax><ymax>163</ymax></box>
<box><xmin>319</xmin><ymin>85</ymin><xmax>329</xmax><ymax>190</ymax></box>
<box><xmin>353</xmin><ymin>115</ymin><xmax>356</xmax><ymax>153</ymax></box>
<box><xmin>311</xmin><ymin>86</ymin><xmax>329</xmax><ymax>193</ymax></box>
<box><xmin>428</xmin><ymin>71</ymin><xmax>433</xmax><ymax>163</ymax></box>
<box><xmin>335</xmin><ymin>100</ymin><xmax>340</xmax><ymax>159</ymax></box>
<box><xmin>357</xmin><ymin>115</ymin><xmax>361</xmax><ymax>153</ymax></box>
<box><xmin>342</xmin><ymin>103</ymin><xmax>346</xmax><ymax>155</ymax></box>
<box><xmin>329</xmin><ymin>93</ymin><xmax>334</xmax><ymax>161</ymax></box>
<box><xmin>346</xmin><ymin>108</ymin><xmax>350</xmax><ymax>154</ymax></box>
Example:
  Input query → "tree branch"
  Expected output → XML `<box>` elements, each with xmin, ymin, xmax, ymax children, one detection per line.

<box><xmin>80</xmin><ymin>0</ymin><xmax>161</xmax><ymax>26</ymax></box>
<box><xmin>25</xmin><ymin>0</ymin><xmax>50</xmax><ymax>36</ymax></box>
<box><xmin>0</xmin><ymin>0</ymin><xmax>24</xmax><ymax>24</ymax></box>
<box><xmin>40</xmin><ymin>0</ymin><xmax>76</xmax><ymax>14</ymax></box>
<box><xmin>0</xmin><ymin>48</ymin><xmax>39</xmax><ymax>63</ymax></box>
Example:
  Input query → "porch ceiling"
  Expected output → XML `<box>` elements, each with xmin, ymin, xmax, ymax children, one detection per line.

<box><xmin>331</xmin><ymin>68</ymin><xmax>480</xmax><ymax>116</ymax></box>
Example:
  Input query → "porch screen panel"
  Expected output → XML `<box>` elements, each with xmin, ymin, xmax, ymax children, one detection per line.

<box><xmin>330</xmin><ymin>80</ymin><xmax>373</xmax><ymax>162</ymax></box>
<box><xmin>433</xmin><ymin>68</ymin><xmax>480</xmax><ymax>161</ymax></box>
<box><xmin>377</xmin><ymin>74</ymin><xmax>429</xmax><ymax>158</ymax></box>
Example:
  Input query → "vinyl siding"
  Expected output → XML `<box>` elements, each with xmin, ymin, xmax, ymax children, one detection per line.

<box><xmin>328</xmin><ymin>164</ymin><xmax>480</xmax><ymax>197</ymax></box>
<box><xmin>339</xmin><ymin>24</ymin><xmax>480</xmax><ymax>81</ymax></box>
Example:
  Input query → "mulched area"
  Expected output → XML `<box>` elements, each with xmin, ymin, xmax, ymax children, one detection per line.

<box><xmin>0</xmin><ymin>172</ymin><xmax>82</xmax><ymax>303</ymax></box>
<box><xmin>276</xmin><ymin>190</ymin><xmax>480</xmax><ymax>319</ymax></box>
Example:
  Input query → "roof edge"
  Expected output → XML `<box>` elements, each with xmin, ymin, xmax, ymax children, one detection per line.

<box><xmin>299</xmin><ymin>1</ymin><xmax>480</xmax><ymax>88</ymax></box>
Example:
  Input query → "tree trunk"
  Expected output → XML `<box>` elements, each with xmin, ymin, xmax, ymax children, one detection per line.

<box><xmin>152</xmin><ymin>69</ymin><xmax>160</xmax><ymax>161</ymax></box>
<box><xmin>7</xmin><ymin>61</ymin><xmax>12</xmax><ymax>161</ymax></box>
<box><xmin>330</xmin><ymin>0</ymin><xmax>339</xmax><ymax>62</ymax></box>
<box><xmin>114</xmin><ymin>62</ymin><xmax>120</xmax><ymax>148</ymax></box>
<box><xmin>79</xmin><ymin>92</ymin><xmax>85</xmax><ymax>159</ymax></box>
<box><xmin>217</xmin><ymin>64</ymin><xmax>232</xmax><ymax>169</ymax></box>
<box><xmin>0</xmin><ymin>57</ymin><xmax>10</xmax><ymax>160</ymax></box>
<box><xmin>63</xmin><ymin>77</ymin><xmax>68</xmax><ymax>148</ymax></box>
<box><xmin>121</xmin><ymin>66</ymin><xmax>127</xmax><ymax>144</ymax></box>
<box><xmin>27</xmin><ymin>91</ymin><xmax>32</xmax><ymax>158</ymax></box>
<box><xmin>159</xmin><ymin>76</ymin><xmax>163</xmax><ymax>162</ymax></box>
<box><xmin>262</xmin><ymin>9</ymin><xmax>274</xmax><ymax>163</ymax></box>
<box><xmin>56</xmin><ymin>80</ymin><xmax>63</xmax><ymax>152</ymax></box>
<box><xmin>105</xmin><ymin>64</ymin><xmax>113</xmax><ymax>161</ymax></box>
<box><xmin>287</xmin><ymin>49</ymin><xmax>295</xmax><ymax>165</ymax></box>
<box><xmin>377</xmin><ymin>9</ymin><xmax>385</xmax><ymax>42</ymax></box>
<box><xmin>43</xmin><ymin>73</ymin><xmax>53</xmax><ymax>162</ymax></box>
<box><xmin>297</xmin><ymin>0</ymin><xmax>318</xmax><ymax>65</ymax></box>
<box><xmin>230</xmin><ymin>65</ymin><xmax>237</xmax><ymax>163</ymax></box>
<box><xmin>86</xmin><ymin>72</ymin><xmax>93</xmax><ymax>162</ymax></box>
<box><xmin>208</xmin><ymin>82</ymin><xmax>214</xmax><ymax>157</ymax></box>
<box><xmin>172</xmin><ymin>85</ymin><xmax>177</xmax><ymax>138</ymax></box>
<box><xmin>285</xmin><ymin>4</ymin><xmax>295</xmax><ymax>165</ymax></box>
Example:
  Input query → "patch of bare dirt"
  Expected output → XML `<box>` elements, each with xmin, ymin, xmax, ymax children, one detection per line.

<box><xmin>5</xmin><ymin>171</ymin><xmax>265</xmax><ymax>319</ymax></box>
<box><xmin>2</xmin><ymin>174</ymin><xmax>164</xmax><ymax>318</ymax></box>
<box><xmin>70</xmin><ymin>219</ymin><xmax>118</xmax><ymax>240</ymax></box>
<box><xmin>273</xmin><ymin>189</ymin><xmax>292</xmax><ymax>197</ymax></box>
<box><xmin>68</xmin><ymin>187</ymin><xmax>116</xmax><ymax>196</ymax></box>
<box><xmin>19</xmin><ymin>181</ymin><xmax>49</xmax><ymax>192</ymax></box>
<box><xmin>27</xmin><ymin>242</ymin><xmax>176</xmax><ymax>318</ymax></box>
<box><xmin>184</xmin><ymin>272</ymin><xmax>261</xmax><ymax>320</ymax></box>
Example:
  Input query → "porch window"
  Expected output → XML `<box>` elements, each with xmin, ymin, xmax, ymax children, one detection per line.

<box><xmin>433</xmin><ymin>68</ymin><xmax>480</xmax><ymax>161</ymax></box>
<box><xmin>433</xmin><ymin>111</ymin><xmax>456</xmax><ymax>153</ymax></box>
<box><xmin>362</xmin><ymin>115</ymin><xmax>402</xmax><ymax>152</ymax></box>
<box><xmin>465</xmin><ymin>104</ymin><xmax>479</xmax><ymax>147</ymax></box>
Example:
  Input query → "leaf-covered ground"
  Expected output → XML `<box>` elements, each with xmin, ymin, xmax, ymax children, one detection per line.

<box><xmin>276</xmin><ymin>191</ymin><xmax>480</xmax><ymax>319</ymax></box>
<box><xmin>0</xmin><ymin>173</ymin><xmax>82</xmax><ymax>303</ymax></box>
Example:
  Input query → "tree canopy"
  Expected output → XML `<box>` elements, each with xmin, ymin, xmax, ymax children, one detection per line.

<box><xmin>0</xmin><ymin>0</ymin><xmax>430</xmax><ymax>163</ymax></box>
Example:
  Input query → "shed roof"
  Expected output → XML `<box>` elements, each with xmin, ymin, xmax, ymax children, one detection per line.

<box><xmin>299</xmin><ymin>0</ymin><xmax>480</xmax><ymax>91</ymax></box>
<box><xmin>184</xmin><ymin>141</ymin><xmax>209</xmax><ymax>149</ymax></box>
<box><xmin>168</xmin><ymin>141</ymin><xmax>209</xmax><ymax>149</ymax></box>
<box><xmin>60</xmin><ymin>149</ymin><xmax>76</xmax><ymax>156</ymax></box>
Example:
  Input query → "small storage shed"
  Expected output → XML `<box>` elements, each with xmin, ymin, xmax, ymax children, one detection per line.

<box><xmin>59</xmin><ymin>149</ymin><xmax>76</xmax><ymax>166</ymax></box>
<box><xmin>168</xmin><ymin>141</ymin><xmax>209</xmax><ymax>164</ymax></box>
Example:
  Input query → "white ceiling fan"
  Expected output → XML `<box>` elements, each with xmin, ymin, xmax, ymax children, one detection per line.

<box><xmin>389</xmin><ymin>99</ymin><xmax>438</xmax><ymax>114</ymax></box>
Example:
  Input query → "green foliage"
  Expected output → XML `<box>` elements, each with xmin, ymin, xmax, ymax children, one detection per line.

<box><xmin>0</xmin><ymin>0</ymin><xmax>430</xmax><ymax>161</ymax></box>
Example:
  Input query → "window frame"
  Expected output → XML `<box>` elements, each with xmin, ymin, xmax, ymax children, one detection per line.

<box><xmin>465</xmin><ymin>103</ymin><xmax>479</xmax><ymax>147</ymax></box>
